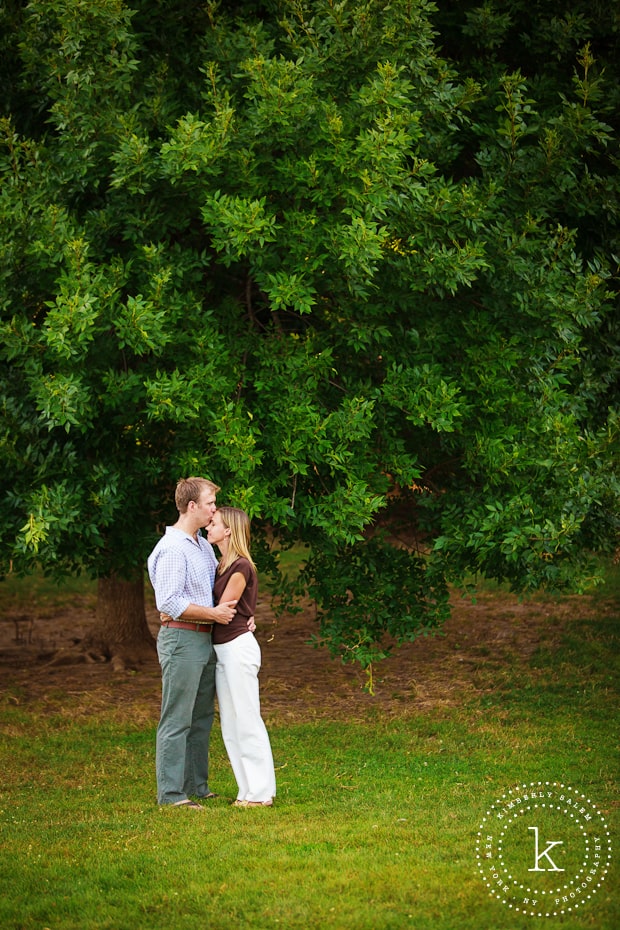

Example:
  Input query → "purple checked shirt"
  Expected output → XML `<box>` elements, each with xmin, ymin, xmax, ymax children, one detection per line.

<box><xmin>147</xmin><ymin>527</ymin><xmax>218</xmax><ymax>620</ymax></box>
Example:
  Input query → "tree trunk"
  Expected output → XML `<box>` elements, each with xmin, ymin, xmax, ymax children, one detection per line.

<box><xmin>85</xmin><ymin>571</ymin><xmax>157</xmax><ymax>670</ymax></box>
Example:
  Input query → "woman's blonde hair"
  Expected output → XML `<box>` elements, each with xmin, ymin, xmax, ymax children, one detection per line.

<box><xmin>216</xmin><ymin>506</ymin><xmax>256</xmax><ymax>574</ymax></box>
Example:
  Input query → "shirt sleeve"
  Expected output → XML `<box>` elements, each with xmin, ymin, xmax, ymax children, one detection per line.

<box><xmin>226</xmin><ymin>558</ymin><xmax>257</xmax><ymax>617</ymax></box>
<box><xmin>148</xmin><ymin>546</ymin><xmax>191</xmax><ymax>619</ymax></box>
<box><xmin>235</xmin><ymin>559</ymin><xmax>254</xmax><ymax>586</ymax></box>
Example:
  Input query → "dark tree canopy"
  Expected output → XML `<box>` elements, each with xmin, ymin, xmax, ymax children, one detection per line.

<box><xmin>1</xmin><ymin>0</ymin><xmax>618</xmax><ymax>669</ymax></box>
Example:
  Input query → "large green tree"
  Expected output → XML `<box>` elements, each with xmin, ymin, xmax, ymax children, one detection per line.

<box><xmin>1</xmin><ymin>0</ymin><xmax>618</xmax><ymax>671</ymax></box>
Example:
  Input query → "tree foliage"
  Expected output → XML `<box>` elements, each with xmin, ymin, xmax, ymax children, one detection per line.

<box><xmin>1</xmin><ymin>0</ymin><xmax>618</xmax><ymax>669</ymax></box>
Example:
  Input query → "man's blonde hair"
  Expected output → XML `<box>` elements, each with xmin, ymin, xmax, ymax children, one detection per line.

<box><xmin>175</xmin><ymin>477</ymin><xmax>220</xmax><ymax>514</ymax></box>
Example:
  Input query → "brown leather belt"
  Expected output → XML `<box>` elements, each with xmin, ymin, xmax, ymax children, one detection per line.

<box><xmin>161</xmin><ymin>620</ymin><xmax>213</xmax><ymax>633</ymax></box>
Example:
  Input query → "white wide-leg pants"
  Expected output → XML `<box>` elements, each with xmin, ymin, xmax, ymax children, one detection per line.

<box><xmin>214</xmin><ymin>632</ymin><xmax>276</xmax><ymax>803</ymax></box>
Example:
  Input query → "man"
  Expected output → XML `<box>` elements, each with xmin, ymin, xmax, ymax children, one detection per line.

<box><xmin>148</xmin><ymin>476</ymin><xmax>237</xmax><ymax>810</ymax></box>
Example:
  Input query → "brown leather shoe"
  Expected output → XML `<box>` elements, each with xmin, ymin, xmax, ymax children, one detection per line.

<box><xmin>170</xmin><ymin>799</ymin><xmax>205</xmax><ymax>810</ymax></box>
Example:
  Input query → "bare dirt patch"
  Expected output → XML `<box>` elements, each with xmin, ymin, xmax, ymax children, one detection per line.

<box><xmin>1</xmin><ymin>587</ymin><xmax>612</xmax><ymax>724</ymax></box>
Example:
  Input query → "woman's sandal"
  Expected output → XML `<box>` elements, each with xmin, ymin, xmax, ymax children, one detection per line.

<box><xmin>232</xmin><ymin>799</ymin><xmax>273</xmax><ymax>808</ymax></box>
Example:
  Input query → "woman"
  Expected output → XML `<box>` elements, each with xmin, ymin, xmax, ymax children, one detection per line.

<box><xmin>207</xmin><ymin>506</ymin><xmax>276</xmax><ymax>808</ymax></box>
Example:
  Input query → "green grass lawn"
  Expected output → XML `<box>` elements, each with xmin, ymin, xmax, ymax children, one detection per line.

<box><xmin>0</xmin><ymin>569</ymin><xmax>618</xmax><ymax>929</ymax></box>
